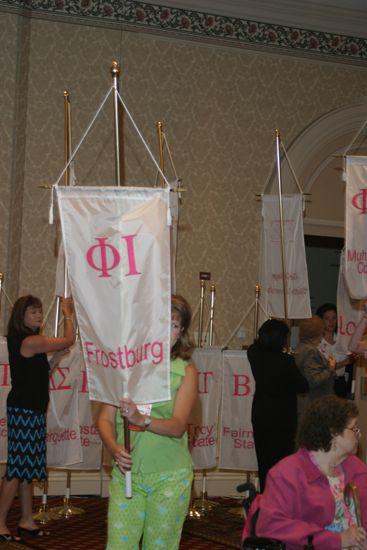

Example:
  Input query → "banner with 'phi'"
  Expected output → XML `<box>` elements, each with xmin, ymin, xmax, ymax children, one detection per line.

<box><xmin>261</xmin><ymin>194</ymin><xmax>311</xmax><ymax>319</ymax></box>
<box><xmin>56</xmin><ymin>186</ymin><xmax>171</xmax><ymax>406</ymax></box>
<box><xmin>219</xmin><ymin>350</ymin><xmax>257</xmax><ymax>470</ymax></box>
<box><xmin>345</xmin><ymin>156</ymin><xmax>367</xmax><ymax>299</ymax></box>
<box><xmin>188</xmin><ymin>347</ymin><xmax>222</xmax><ymax>469</ymax></box>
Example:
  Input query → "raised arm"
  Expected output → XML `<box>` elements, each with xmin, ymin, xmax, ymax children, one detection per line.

<box><xmin>21</xmin><ymin>297</ymin><xmax>75</xmax><ymax>357</ymax></box>
<box><xmin>121</xmin><ymin>364</ymin><xmax>198</xmax><ymax>438</ymax></box>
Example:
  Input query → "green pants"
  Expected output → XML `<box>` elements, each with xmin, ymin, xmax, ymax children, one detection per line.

<box><xmin>107</xmin><ymin>467</ymin><xmax>193</xmax><ymax>550</ymax></box>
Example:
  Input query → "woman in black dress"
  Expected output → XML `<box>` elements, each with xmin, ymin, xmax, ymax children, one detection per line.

<box><xmin>248</xmin><ymin>319</ymin><xmax>308</xmax><ymax>492</ymax></box>
<box><xmin>0</xmin><ymin>295</ymin><xmax>75</xmax><ymax>542</ymax></box>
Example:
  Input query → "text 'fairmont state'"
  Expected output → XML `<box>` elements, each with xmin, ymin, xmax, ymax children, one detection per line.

<box><xmin>223</xmin><ymin>426</ymin><xmax>254</xmax><ymax>449</ymax></box>
<box><xmin>84</xmin><ymin>340</ymin><xmax>164</xmax><ymax>370</ymax></box>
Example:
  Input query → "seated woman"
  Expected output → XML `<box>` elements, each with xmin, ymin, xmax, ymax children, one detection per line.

<box><xmin>242</xmin><ymin>395</ymin><xmax>367</xmax><ymax>550</ymax></box>
<box><xmin>295</xmin><ymin>316</ymin><xmax>336</xmax><ymax>415</ymax></box>
<box><xmin>248</xmin><ymin>319</ymin><xmax>308</xmax><ymax>492</ymax></box>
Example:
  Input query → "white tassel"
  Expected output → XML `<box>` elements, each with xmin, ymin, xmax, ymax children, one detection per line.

<box><xmin>342</xmin><ymin>171</ymin><xmax>346</xmax><ymax>182</ymax></box>
<box><xmin>49</xmin><ymin>185</ymin><xmax>55</xmax><ymax>224</ymax></box>
<box><xmin>167</xmin><ymin>204</ymin><xmax>172</xmax><ymax>226</ymax></box>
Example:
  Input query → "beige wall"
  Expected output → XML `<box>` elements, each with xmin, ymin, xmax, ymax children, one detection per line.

<box><xmin>1</xmin><ymin>10</ymin><xmax>367</xmax><ymax>343</ymax></box>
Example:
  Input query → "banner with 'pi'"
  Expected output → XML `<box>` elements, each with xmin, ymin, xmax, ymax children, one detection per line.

<box><xmin>56</xmin><ymin>186</ymin><xmax>171</xmax><ymax>406</ymax></box>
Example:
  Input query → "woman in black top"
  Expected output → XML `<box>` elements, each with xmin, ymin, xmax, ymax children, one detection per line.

<box><xmin>0</xmin><ymin>295</ymin><xmax>75</xmax><ymax>542</ymax></box>
<box><xmin>248</xmin><ymin>319</ymin><xmax>308</xmax><ymax>492</ymax></box>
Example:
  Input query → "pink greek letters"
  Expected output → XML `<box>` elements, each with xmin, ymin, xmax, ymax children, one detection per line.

<box><xmin>86</xmin><ymin>235</ymin><xmax>141</xmax><ymax>278</ymax></box>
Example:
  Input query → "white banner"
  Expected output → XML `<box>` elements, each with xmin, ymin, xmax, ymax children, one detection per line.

<box><xmin>47</xmin><ymin>346</ymin><xmax>82</xmax><ymax>467</ymax></box>
<box><xmin>219</xmin><ymin>350</ymin><xmax>257</xmax><ymax>470</ymax></box>
<box><xmin>188</xmin><ymin>347</ymin><xmax>222</xmax><ymax>469</ymax></box>
<box><xmin>56</xmin><ymin>186</ymin><xmax>171</xmax><ymax>406</ymax></box>
<box><xmin>261</xmin><ymin>194</ymin><xmax>311</xmax><ymax>319</ymax></box>
<box><xmin>345</xmin><ymin>156</ymin><xmax>367</xmax><ymax>299</ymax></box>
<box><xmin>0</xmin><ymin>340</ymin><xmax>102</xmax><ymax>469</ymax></box>
<box><xmin>337</xmin><ymin>250</ymin><xmax>364</xmax><ymax>355</ymax></box>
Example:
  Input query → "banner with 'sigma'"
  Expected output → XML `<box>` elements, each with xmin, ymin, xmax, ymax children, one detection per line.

<box><xmin>345</xmin><ymin>156</ymin><xmax>367</xmax><ymax>298</ymax></box>
<box><xmin>56</xmin><ymin>186</ymin><xmax>171</xmax><ymax>406</ymax></box>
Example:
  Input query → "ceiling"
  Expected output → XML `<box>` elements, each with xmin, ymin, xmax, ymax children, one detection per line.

<box><xmin>148</xmin><ymin>0</ymin><xmax>367</xmax><ymax>38</ymax></box>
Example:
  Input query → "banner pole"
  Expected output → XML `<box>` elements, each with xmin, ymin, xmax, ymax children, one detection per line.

<box><xmin>275</xmin><ymin>129</ymin><xmax>288</xmax><ymax>322</ymax></box>
<box><xmin>193</xmin><ymin>284</ymin><xmax>220</xmax><ymax>514</ymax></box>
<box><xmin>49</xmin><ymin>90</ymin><xmax>85</xmax><ymax>519</ymax></box>
<box><xmin>111</xmin><ymin>61</ymin><xmax>123</xmax><ymax>187</ymax></box>
<box><xmin>0</xmin><ymin>272</ymin><xmax>4</xmax><ymax>331</ymax></box>
<box><xmin>198</xmin><ymin>280</ymin><xmax>206</xmax><ymax>347</ymax></box>
<box><xmin>253</xmin><ymin>284</ymin><xmax>261</xmax><ymax>339</ymax></box>
<box><xmin>157</xmin><ymin>121</ymin><xmax>165</xmax><ymax>188</ymax></box>
<box><xmin>208</xmin><ymin>284</ymin><xmax>216</xmax><ymax>346</ymax></box>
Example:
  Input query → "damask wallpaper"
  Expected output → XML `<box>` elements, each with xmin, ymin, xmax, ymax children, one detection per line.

<box><xmin>1</xmin><ymin>4</ymin><xmax>367</xmax><ymax>344</ymax></box>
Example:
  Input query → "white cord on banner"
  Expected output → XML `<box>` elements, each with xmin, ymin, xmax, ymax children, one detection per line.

<box><xmin>48</xmin><ymin>86</ymin><xmax>115</xmax><ymax>223</ymax></box>
<box><xmin>41</xmin><ymin>294</ymin><xmax>57</xmax><ymax>332</ymax></box>
<box><xmin>341</xmin><ymin>117</ymin><xmax>367</xmax><ymax>181</ymax></box>
<box><xmin>163</xmin><ymin>132</ymin><xmax>179</xmax><ymax>182</ymax></box>
<box><xmin>116</xmin><ymin>90</ymin><xmax>170</xmax><ymax>188</ymax></box>
<box><xmin>280</xmin><ymin>142</ymin><xmax>304</xmax><ymax>195</ymax></box>
<box><xmin>1</xmin><ymin>287</ymin><xmax>14</xmax><ymax>308</ymax></box>
<box><xmin>343</xmin><ymin>117</ymin><xmax>367</xmax><ymax>156</ymax></box>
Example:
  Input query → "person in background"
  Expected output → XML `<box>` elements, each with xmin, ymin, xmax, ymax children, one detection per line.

<box><xmin>97</xmin><ymin>295</ymin><xmax>198</xmax><ymax>550</ymax></box>
<box><xmin>295</xmin><ymin>316</ymin><xmax>336</xmax><ymax>415</ymax></box>
<box><xmin>242</xmin><ymin>395</ymin><xmax>367</xmax><ymax>550</ymax></box>
<box><xmin>0</xmin><ymin>295</ymin><xmax>75</xmax><ymax>542</ymax></box>
<box><xmin>316</xmin><ymin>303</ymin><xmax>355</xmax><ymax>398</ymax></box>
<box><xmin>247</xmin><ymin>319</ymin><xmax>308</xmax><ymax>492</ymax></box>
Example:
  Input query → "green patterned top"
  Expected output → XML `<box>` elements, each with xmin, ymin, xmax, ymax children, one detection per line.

<box><xmin>114</xmin><ymin>357</ymin><xmax>193</xmax><ymax>474</ymax></box>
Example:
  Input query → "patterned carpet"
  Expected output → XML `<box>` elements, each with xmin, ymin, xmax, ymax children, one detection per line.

<box><xmin>4</xmin><ymin>496</ymin><xmax>244</xmax><ymax>549</ymax></box>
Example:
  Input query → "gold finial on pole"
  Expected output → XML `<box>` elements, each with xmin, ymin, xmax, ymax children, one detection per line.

<box><xmin>156</xmin><ymin>121</ymin><xmax>165</xmax><ymax>187</ymax></box>
<box><xmin>275</xmin><ymin>129</ymin><xmax>288</xmax><ymax>323</ymax></box>
<box><xmin>253</xmin><ymin>284</ymin><xmax>260</xmax><ymax>339</ymax></box>
<box><xmin>208</xmin><ymin>284</ymin><xmax>216</xmax><ymax>346</ymax></box>
<box><xmin>111</xmin><ymin>60</ymin><xmax>122</xmax><ymax>187</ymax></box>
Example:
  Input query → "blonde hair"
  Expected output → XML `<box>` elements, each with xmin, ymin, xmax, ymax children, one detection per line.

<box><xmin>299</xmin><ymin>316</ymin><xmax>324</xmax><ymax>343</ymax></box>
<box><xmin>171</xmin><ymin>295</ymin><xmax>194</xmax><ymax>360</ymax></box>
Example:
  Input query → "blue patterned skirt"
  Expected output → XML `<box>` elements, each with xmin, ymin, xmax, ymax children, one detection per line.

<box><xmin>4</xmin><ymin>406</ymin><xmax>47</xmax><ymax>482</ymax></box>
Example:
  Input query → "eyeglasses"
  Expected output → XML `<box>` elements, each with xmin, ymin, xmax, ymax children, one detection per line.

<box><xmin>345</xmin><ymin>426</ymin><xmax>361</xmax><ymax>437</ymax></box>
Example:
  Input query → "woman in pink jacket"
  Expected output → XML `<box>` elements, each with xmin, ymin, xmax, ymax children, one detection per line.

<box><xmin>243</xmin><ymin>395</ymin><xmax>367</xmax><ymax>550</ymax></box>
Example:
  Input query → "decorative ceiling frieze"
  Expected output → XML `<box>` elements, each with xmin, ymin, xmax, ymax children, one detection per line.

<box><xmin>1</xmin><ymin>0</ymin><xmax>367</xmax><ymax>63</ymax></box>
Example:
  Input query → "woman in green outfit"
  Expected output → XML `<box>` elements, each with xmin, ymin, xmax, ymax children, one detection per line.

<box><xmin>97</xmin><ymin>295</ymin><xmax>198</xmax><ymax>550</ymax></box>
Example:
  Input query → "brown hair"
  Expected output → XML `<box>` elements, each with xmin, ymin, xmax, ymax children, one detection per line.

<box><xmin>171</xmin><ymin>294</ymin><xmax>194</xmax><ymax>360</ymax></box>
<box><xmin>7</xmin><ymin>295</ymin><xmax>43</xmax><ymax>337</ymax></box>
<box><xmin>299</xmin><ymin>316</ymin><xmax>324</xmax><ymax>343</ymax></box>
<box><xmin>297</xmin><ymin>395</ymin><xmax>359</xmax><ymax>452</ymax></box>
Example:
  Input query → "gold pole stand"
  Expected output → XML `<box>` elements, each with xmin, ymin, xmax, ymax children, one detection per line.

<box><xmin>33</xmin><ymin>480</ymin><xmax>62</xmax><ymax>524</ymax></box>
<box><xmin>50</xmin><ymin>472</ymin><xmax>85</xmax><ymax>518</ymax></box>
<box><xmin>193</xmin><ymin>471</ymin><xmax>219</xmax><ymax>515</ymax></box>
